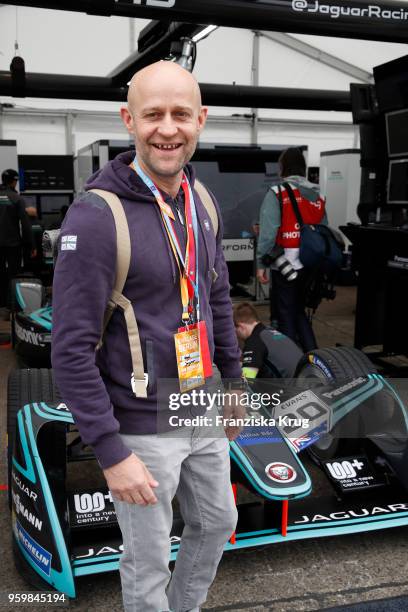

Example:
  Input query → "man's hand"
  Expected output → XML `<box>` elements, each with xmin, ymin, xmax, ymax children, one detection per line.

<box><xmin>30</xmin><ymin>249</ymin><xmax>37</xmax><ymax>258</ymax></box>
<box><xmin>256</xmin><ymin>268</ymin><xmax>269</xmax><ymax>285</ymax></box>
<box><xmin>103</xmin><ymin>453</ymin><xmax>159</xmax><ymax>506</ymax></box>
<box><xmin>223</xmin><ymin>389</ymin><xmax>247</xmax><ymax>441</ymax></box>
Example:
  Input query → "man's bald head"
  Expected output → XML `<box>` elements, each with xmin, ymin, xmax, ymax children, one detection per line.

<box><xmin>120</xmin><ymin>60</ymin><xmax>208</xmax><ymax>196</ymax></box>
<box><xmin>127</xmin><ymin>61</ymin><xmax>202</xmax><ymax>114</ymax></box>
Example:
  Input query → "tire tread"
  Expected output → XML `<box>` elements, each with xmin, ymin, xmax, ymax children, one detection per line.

<box><xmin>7</xmin><ymin>369</ymin><xmax>60</xmax><ymax>508</ymax></box>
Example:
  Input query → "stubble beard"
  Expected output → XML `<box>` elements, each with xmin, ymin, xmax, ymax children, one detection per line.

<box><xmin>147</xmin><ymin>157</ymin><xmax>185</xmax><ymax>179</ymax></box>
<box><xmin>144</xmin><ymin>138</ymin><xmax>198</xmax><ymax>179</ymax></box>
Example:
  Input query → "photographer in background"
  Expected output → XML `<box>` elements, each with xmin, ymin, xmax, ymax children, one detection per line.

<box><xmin>256</xmin><ymin>148</ymin><xmax>328</xmax><ymax>352</ymax></box>
<box><xmin>0</xmin><ymin>169</ymin><xmax>35</xmax><ymax>314</ymax></box>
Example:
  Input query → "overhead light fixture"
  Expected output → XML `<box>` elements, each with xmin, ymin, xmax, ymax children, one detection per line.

<box><xmin>168</xmin><ymin>38</ymin><xmax>196</xmax><ymax>72</ymax></box>
<box><xmin>192</xmin><ymin>25</ymin><xmax>218</xmax><ymax>43</ymax></box>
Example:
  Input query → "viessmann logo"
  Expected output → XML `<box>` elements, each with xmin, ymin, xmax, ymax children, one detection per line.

<box><xmin>292</xmin><ymin>0</ymin><xmax>408</xmax><ymax>20</ymax></box>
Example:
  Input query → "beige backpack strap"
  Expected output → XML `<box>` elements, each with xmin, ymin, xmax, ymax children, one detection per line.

<box><xmin>90</xmin><ymin>188</ymin><xmax>147</xmax><ymax>398</ymax></box>
<box><xmin>195</xmin><ymin>180</ymin><xmax>219</xmax><ymax>236</ymax></box>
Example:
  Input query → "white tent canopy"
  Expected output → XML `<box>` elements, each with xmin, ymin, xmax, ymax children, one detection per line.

<box><xmin>0</xmin><ymin>5</ymin><xmax>406</xmax><ymax>163</ymax></box>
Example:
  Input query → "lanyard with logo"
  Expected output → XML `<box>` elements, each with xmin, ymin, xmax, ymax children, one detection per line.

<box><xmin>133</xmin><ymin>158</ymin><xmax>212</xmax><ymax>391</ymax></box>
<box><xmin>133</xmin><ymin>158</ymin><xmax>199</xmax><ymax>321</ymax></box>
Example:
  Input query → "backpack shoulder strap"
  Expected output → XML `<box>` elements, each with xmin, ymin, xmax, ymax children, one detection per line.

<box><xmin>89</xmin><ymin>188</ymin><xmax>147</xmax><ymax>398</ymax></box>
<box><xmin>282</xmin><ymin>181</ymin><xmax>304</xmax><ymax>228</ymax></box>
<box><xmin>90</xmin><ymin>188</ymin><xmax>131</xmax><ymax>294</ymax></box>
<box><xmin>277</xmin><ymin>185</ymin><xmax>283</xmax><ymax>214</ymax></box>
<box><xmin>195</xmin><ymin>179</ymin><xmax>219</xmax><ymax>236</ymax></box>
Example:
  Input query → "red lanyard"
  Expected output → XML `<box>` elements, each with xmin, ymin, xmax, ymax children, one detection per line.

<box><xmin>133</xmin><ymin>159</ymin><xmax>198</xmax><ymax>322</ymax></box>
<box><xmin>161</xmin><ymin>179</ymin><xmax>197</xmax><ymax>319</ymax></box>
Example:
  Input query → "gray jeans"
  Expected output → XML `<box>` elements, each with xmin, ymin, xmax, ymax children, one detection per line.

<box><xmin>113</xmin><ymin>429</ymin><xmax>237</xmax><ymax>612</ymax></box>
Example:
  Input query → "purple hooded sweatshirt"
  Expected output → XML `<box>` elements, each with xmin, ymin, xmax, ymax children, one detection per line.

<box><xmin>51</xmin><ymin>151</ymin><xmax>241</xmax><ymax>469</ymax></box>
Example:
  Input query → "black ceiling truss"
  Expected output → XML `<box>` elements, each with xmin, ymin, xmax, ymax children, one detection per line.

<box><xmin>3</xmin><ymin>0</ymin><xmax>406</xmax><ymax>108</ymax></box>
<box><xmin>0</xmin><ymin>69</ymin><xmax>351</xmax><ymax>111</ymax></box>
<box><xmin>5</xmin><ymin>0</ymin><xmax>408</xmax><ymax>43</ymax></box>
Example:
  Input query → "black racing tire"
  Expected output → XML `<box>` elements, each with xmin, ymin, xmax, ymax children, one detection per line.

<box><xmin>11</xmin><ymin>310</ymin><xmax>16</xmax><ymax>348</ymax></box>
<box><xmin>7</xmin><ymin>368</ymin><xmax>60</xmax><ymax>509</ymax></box>
<box><xmin>295</xmin><ymin>347</ymin><xmax>377</xmax><ymax>461</ymax></box>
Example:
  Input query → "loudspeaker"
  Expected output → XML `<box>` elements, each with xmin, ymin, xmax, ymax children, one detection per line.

<box><xmin>374</xmin><ymin>55</ymin><xmax>408</xmax><ymax>113</ymax></box>
<box><xmin>350</xmin><ymin>84</ymin><xmax>379</xmax><ymax>124</ymax></box>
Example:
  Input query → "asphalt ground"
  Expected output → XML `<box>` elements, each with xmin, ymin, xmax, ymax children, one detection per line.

<box><xmin>1</xmin><ymin>286</ymin><xmax>408</xmax><ymax>612</ymax></box>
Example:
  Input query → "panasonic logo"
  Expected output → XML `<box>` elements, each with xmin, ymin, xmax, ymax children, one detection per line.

<box><xmin>322</xmin><ymin>377</ymin><xmax>366</xmax><ymax>400</ymax></box>
<box><xmin>15</xmin><ymin>320</ymin><xmax>45</xmax><ymax>347</ymax></box>
<box><xmin>295</xmin><ymin>503</ymin><xmax>408</xmax><ymax>523</ymax></box>
<box><xmin>292</xmin><ymin>0</ymin><xmax>408</xmax><ymax>20</ymax></box>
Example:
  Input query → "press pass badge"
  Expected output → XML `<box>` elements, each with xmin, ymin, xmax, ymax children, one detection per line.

<box><xmin>174</xmin><ymin>327</ymin><xmax>205</xmax><ymax>392</ymax></box>
<box><xmin>178</xmin><ymin>321</ymin><xmax>213</xmax><ymax>378</ymax></box>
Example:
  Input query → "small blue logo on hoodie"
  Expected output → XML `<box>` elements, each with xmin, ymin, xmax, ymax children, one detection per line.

<box><xmin>203</xmin><ymin>220</ymin><xmax>210</xmax><ymax>232</ymax></box>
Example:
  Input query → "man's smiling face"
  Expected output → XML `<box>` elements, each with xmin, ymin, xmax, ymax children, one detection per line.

<box><xmin>121</xmin><ymin>62</ymin><xmax>207</xmax><ymax>185</ymax></box>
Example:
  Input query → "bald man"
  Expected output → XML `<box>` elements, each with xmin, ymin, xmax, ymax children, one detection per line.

<box><xmin>52</xmin><ymin>62</ymin><xmax>241</xmax><ymax>611</ymax></box>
